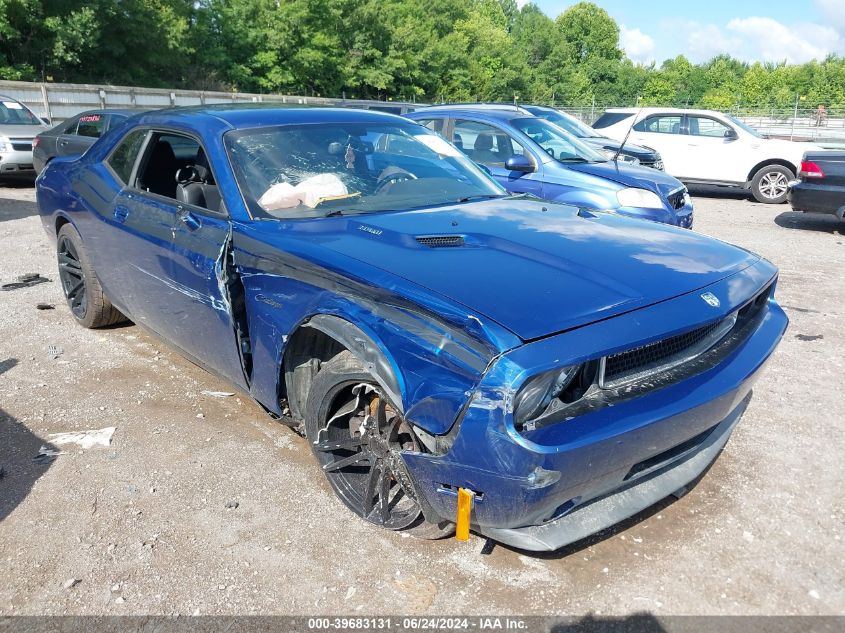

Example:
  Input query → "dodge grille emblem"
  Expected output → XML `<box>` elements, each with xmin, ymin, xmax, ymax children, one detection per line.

<box><xmin>701</xmin><ymin>292</ymin><xmax>720</xmax><ymax>307</ymax></box>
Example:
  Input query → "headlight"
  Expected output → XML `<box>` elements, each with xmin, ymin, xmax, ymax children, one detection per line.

<box><xmin>514</xmin><ymin>365</ymin><xmax>580</xmax><ymax>427</ymax></box>
<box><xmin>0</xmin><ymin>136</ymin><xmax>11</xmax><ymax>153</ymax></box>
<box><xmin>616</xmin><ymin>187</ymin><xmax>664</xmax><ymax>209</ymax></box>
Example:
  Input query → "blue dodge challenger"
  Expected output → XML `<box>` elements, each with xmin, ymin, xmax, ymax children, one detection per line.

<box><xmin>36</xmin><ymin>106</ymin><xmax>787</xmax><ymax>551</ymax></box>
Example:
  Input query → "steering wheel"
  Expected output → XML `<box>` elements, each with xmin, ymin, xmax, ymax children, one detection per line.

<box><xmin>374</xmin><ymin>169</ymin><xmax>417</xmax><ymax>194</ymax></box>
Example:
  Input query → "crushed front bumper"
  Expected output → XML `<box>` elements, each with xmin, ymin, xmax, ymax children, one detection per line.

<box><xmin>482</xmin><ymin>393</ymin><xmax>747</xmax><ymax>551</ymax></box>
<box><xmin>401</xmin><ymin>260</ymin><xmax>786</xmax><ymax>551</ymax></box>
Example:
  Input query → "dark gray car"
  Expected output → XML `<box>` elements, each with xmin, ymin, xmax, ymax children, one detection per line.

<box><xmin>33</xmin><ymin>109</ymin><xmax>145</xmax><ymax>174</ymax></box>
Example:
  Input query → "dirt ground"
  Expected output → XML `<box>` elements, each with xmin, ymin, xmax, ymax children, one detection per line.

<box><xmin>0</xmin><ymin>183</ymin><xmax>843</xmax><ymax>617</ymax></box>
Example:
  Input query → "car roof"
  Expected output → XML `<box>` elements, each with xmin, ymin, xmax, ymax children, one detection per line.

<box><xmin>409</xmin><ymin>107</ymin><xmax>528</xmax><ymax>122</ymax></box>
<box><xmin>137</xmin><ymin>104</ymin><xmax>406</xmax><ymax>130</ymax></box>
<box><xmin>604</xmin><ymin>107</ymin><xmax>729</xmax><ymax>117</ymax></box>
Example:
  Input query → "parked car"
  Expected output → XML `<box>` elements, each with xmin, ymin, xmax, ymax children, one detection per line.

<box><xmin>521</xmin><ymin>104</ymin><xmax>664</xmax><ymax>169</ymax></box>
<box><xmin>593</xmin><ymin>107</ymin><xmax>821</xmax><ymax>204</ymax></box>
<box><xmin>787</xmin><ymin>151</ymin><xmax>845</xmax><ymax>219</ymax></box>
<box><xmin>407</xmin><ymin>106</ymin><xmax>693</xmax><ymax>228</ymax></box>
<box><xmin>0</xmin><ymin>94</ymin><xmax>50</xmax><ymax>179</ymax></box>
<box><xmin>33</xmin><ymin>108</ymin><xmax>144</xmax><ymax>174</ymax></box>
<box><xmin>37</xmin><ymin>106</ymin><xmax>787</xmax><ymax>551</ymax></box>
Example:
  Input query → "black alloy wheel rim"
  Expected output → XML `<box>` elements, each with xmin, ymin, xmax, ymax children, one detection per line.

<box><xmin>57</xmin><ymin>236</ymin><xmax>87</xmax><ymax>319</ymax></box>
<box><xmin>313</xmin><ymin>382</ymin><xmax>423</xmax><ymax>530</ymax></box>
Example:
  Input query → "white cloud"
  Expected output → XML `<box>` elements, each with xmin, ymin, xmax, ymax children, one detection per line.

<box><xmin>619</xmin><ymin>24</ymin><xmax>656</xmax><ymax>65</ymax></box>
<box><xmin>814</xmin><ymin>0</ymin><xmax>845</xmax><ymax>30</ymax></box>
<box><xmin>726</xmin><ymin>16</ymin><xmax>840</xmax><ymax>63</ymax></box>
<box><xmin>653</xmin><ymin>16</ymin><xmax>844</xmax><ymax>64</ymax></box>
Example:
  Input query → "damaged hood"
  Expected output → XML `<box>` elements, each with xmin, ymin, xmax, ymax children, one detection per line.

<box><xmin>256</xmin><ymin>199</ymin><xmax>758</xmax><ymax>341</ymax></box>
<box><xmin>567</xmin><ymin>160</ymin><xmax>686</xmax><ymax>197</ymax></box>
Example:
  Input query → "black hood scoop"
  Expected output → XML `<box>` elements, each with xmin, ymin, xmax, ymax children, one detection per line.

<box><xmin>415</xmin><ymin>235</ymin><xmax>465</xmax><ymax>248</ymax></box>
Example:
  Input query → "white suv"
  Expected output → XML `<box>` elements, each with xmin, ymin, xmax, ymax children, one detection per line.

<box><xmin>593</xmin><ymin>107</ymin><xmax>820</xmax><ymax>203</ymax></box>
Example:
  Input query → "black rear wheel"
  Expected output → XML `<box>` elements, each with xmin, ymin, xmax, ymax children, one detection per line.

<box><xmin>305</xmin><ymin>352</ymin><xmax>453</xmax><ymax>539</ymax></box>
<box><xmin>56</xmin><ymin>223</ymin><xmax>126</xmax><ymax>328</ymax></box>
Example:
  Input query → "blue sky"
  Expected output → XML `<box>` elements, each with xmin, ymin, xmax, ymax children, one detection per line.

<box><xmin>525</xmin><ymin>0</ymin><xmax>845</xmax><ymax>65</ymax></box>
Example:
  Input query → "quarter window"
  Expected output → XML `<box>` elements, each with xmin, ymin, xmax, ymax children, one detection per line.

<box><xmin>107</xmin><ymin>129</ymin><xmax>147</xmax><ymax>185</ymax></box>
<box><xmin>415</xmin><ymin>118</ymin><xmax>446</xmax><ymax>138</ymax></box>
<box><xmin>634</xmin><ymin>115</ymin><xmax>683</xmax><ymax>134</ymax></box>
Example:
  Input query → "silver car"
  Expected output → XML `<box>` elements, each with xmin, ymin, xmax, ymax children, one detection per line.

<box><xmin>0</xmin><ymin>95</ymin><xmax>50</xmax><ymax>178</ymax></box>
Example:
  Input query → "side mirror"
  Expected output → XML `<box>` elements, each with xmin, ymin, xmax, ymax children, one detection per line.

<box><xmin>724</xmin><ymin>128</ymin><xmax>738</xmax><ymax>140</ymax></box>
<box><xmin>40</xmin><ymin>117</ymin><xmax>51</xmax><ymax>126</ymax></box>
<box><xmin>506</xmin><ymin>155</ymin><xmax>534</xmax><ymax>173</ymax></box>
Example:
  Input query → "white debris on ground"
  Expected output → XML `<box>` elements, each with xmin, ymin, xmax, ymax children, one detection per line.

<box><xmin>48</xmin><ymin>426</ymin><xmax>116</xmax><ymax>449</ymax></box>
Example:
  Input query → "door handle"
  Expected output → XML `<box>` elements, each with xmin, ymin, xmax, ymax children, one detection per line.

<box><xmin>113</xmin><ymin>205</ymin><xmax>129</xmax><ymax>223</ymax></box>
<box><xmin>59</xmin><ymin>139</ymin><xmax>69</xmax><ymax>147</ymax></box>
<box><xmin>176</xmin><ymin>205</ymin><xmax>202</xmax><ymax>232</ymax></box>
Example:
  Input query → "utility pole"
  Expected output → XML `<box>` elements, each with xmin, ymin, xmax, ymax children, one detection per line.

<box><xmin>790</xmin><ymin>93</ymin><xmax>799</xmax><ymax>141</ymax></box>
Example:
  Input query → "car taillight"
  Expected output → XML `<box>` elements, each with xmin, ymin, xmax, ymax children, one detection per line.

<box><xmin>31</xmin><ymin>137</ymin><xmax>39</xmax><ymax>149</ymax></box>
<box><xmin>799</xmin><ymin>160</ymin><xmax>824</xmax><ymax>179</ymax></box>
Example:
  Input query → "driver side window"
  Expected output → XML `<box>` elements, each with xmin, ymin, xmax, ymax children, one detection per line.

<box><xmin>135</xmin><ymin>132</ymin><xmax>221</xmax><ymax>213</ymax></box>
<box><xmin>453</xmin><ymin>120</ymin><xmax>525</xmax><ymax>168</ymax></box>
<box><xmin>687</xmin><ymin>116</ymin><xmax>731</xmax><ymax>137</ymax></box>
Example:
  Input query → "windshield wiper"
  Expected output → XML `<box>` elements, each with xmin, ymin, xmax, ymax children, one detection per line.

<box><xmin>454</xmin><ymin>194</ymin><xmax>507</xmax><ymax>203</ymax></box>
<box><xmin>324</xmin><ymin>209</ymin><xmax>344</xmax><ymax>217</ymax></box>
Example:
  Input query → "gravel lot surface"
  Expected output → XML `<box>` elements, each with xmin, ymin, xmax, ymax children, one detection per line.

<box><xmin>0</xmin><ymin>183</ymin><xmax>843</xmax><ymax>617</ymax></box>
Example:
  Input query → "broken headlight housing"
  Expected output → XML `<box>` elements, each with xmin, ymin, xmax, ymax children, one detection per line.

<box><xmin>514</xmin><ymin>365</ymin><xmax>580</xmax><ymax>427</ymax></box>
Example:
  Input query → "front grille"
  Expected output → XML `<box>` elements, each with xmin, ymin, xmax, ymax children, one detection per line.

<box><xmin>602</xmin><ymin>319</ymin><xmax>726</xmax><ymax>387</ymax></box>
<box><xmin>599</xmin><ymin>283</ymin><xmax>771</xmax><ymax>390</ymax></box>
<box><xmin>524</xmin><ymin>283</ymin><xmax>774</xmax><ymax>433</ymax></box>
<box><xmin>415</xmin><ymin>235</ymin><xmax>465</xmax><ymax>248</ymax></box>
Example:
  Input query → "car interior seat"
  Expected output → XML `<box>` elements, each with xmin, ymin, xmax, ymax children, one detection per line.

<box><xmin>176</xmin><ymin>148</ymin><xmax>221</xmax><ymax>212</ymax></box>
<box><xmin>142</xmin><ymin>140</ymin><xmax>178</xmax><ymax>199</ymax></box>
<box><xmin>453</xmin><ymin>133</ymin><xmax>464</xmax><ymax>151</ymax></box>
<box><xmin>670</xmin><ymin>121</ymin><xmax>680</xmax><ymax>134</ymax></box>
<box><xmin>472</xmin><ymin>133</ymin><xmax>499</xmax><ymax>164</ymax></box>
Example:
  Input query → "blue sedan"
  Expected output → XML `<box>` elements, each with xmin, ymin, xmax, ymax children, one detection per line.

<box><xmin>407</xmin><ymin>107</ymin><xmax>693</xmax><ymax>228</ymax></box>
<box><xmin>36</xmin><ymin>106</ymin><xmax>786</xmax><ymax>551</ymax></box>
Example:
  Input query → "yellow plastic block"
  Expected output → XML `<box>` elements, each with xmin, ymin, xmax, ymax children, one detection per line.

<box><xmin>455</xmin><ymin>488</ymin><xmax>475</xmax><ymax>542</ymax></box>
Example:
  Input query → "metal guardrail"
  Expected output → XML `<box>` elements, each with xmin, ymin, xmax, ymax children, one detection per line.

<box><xmin>0</xmin><ymin>79</ymin><xmax>419</xmax><ymax>123</ymax></box>
<box><xmin>4</xmin><ymin>80</ymin><xmax>844</xmax><ymax>147</ymax></box>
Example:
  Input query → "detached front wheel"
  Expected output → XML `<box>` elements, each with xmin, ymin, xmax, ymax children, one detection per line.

<box><xmin>305</xmin><ymin>351</ymin><xmax>453</xmax><ymax>539</ymax></box>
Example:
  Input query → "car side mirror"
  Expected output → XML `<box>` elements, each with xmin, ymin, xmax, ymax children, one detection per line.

<box><xmin>41</xmin><ymin>117</ymin><xmax>51</xmax><ymax>126</ymax></box>
<box><xmin>724</xmin><ymin>129</ymin><xmax>738</xmax><ymax>140</ymax></box>
<box><xmin>506</xmin><ymin>155</ymin><xmax>534</xmax><ymax>173</ymax></box>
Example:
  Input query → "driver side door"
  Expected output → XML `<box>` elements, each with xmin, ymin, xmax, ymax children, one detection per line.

<box><xmin>451</xmin><ymin>119</ymin><xmax>542</xmax><ymax>197</ymax></box>
<box><xmin>683</xmin><ymin>115</ymin><xmax>743</xmax><ymax>183</ymax></box>
<box><xmin>110</xmin><ymin>129</ymin><xmax>248</xmax><ymax>387</ymax></box>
